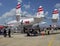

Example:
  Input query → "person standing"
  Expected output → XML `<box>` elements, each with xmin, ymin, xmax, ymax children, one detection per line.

<box><xmin>3</xmin><ymin>28</ymin><xmax>7</xmax><ymax>37</ymax></box>
<box><xmin>0</xmin><ymin>29</ymin><xmax>1</xmax><ymax>35</ymax></box>
<box><xmin>8</xmin><ymin>28</ymin><xmax>11</xmax><ymax>37</ymax></box>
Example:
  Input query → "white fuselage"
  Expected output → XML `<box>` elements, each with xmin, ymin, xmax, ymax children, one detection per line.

<box><xmin>7</xmin><ymin>17</ymin><xmax>44</xmax><ymax>26</ymax></box>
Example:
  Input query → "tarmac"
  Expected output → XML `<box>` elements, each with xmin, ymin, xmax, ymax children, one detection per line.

<box><xmin>0</xmin><ymin>30</ymin><xmax>60</xmax><ymax>46</ymax></box>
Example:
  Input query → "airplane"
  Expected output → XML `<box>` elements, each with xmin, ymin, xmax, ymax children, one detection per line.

<box><xmin>7</xmin><ymin>0</ymin><xmax>45</xmax><ymax>28</ymax></box>
<box><xmin>7</xmin><ymin>0</ymin><xmax>60</xmax><ymax>35</ymax></box>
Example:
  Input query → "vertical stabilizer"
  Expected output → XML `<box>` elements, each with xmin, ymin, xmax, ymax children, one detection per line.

<box><xmin>37</xmin><ymin>6</ymin><xmax>44</xmax><ymax>18</ymax></box>
<box><xmin>16</xmin><ymin>1</ymin><xmax>21</xmax><ymax>15</ymax></box>
<box><xmin>16</xmin><ymin>1</ymin><xmax>21</xmax><ymax>21</ymax></box>
<box><xmin>52</xmin><ymin>9</ymin><xmax>59</xmax><ymax>20</ymax></box>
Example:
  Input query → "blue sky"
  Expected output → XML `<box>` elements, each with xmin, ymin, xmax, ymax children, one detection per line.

<box><xmin>0</xmin><ymin>0</ymin><xmax>60</xmax><ymax>25</ymax></box>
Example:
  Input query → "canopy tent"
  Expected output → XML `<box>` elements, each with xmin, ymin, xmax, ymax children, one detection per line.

<box><xmin>0</xmin><ymin>25</ymin><xmax>4</xmax><ymax>29</ymax></box>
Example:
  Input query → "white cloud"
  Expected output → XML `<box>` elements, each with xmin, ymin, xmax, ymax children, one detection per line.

<box><xmin>0</xmin><ymin>8</ymin><xmax>16</xmax><ymax>24</ymax></box>
<box><xmin>22</xmin><ymin>11</ymin><xmax>32</xmax><ymax>17</ymax></box>
<box><xmin>25</xmin><ymin>14</ymin><xmax>32</xmax><ymax>17</ymax></box>
<box><xmin>22</xmin><ymin>11</ymin><xmax>28</xmax><ymax>15</ymax></box>
<box><xmin>45</xmin><ymin>11</ymin><xmax>48</xmax><ymax>16</ymax></box>
<box><xmin>18</xmin><ymin>0</ymin><xmax>22</xmax><ymax>3</ymax></box>
<box><xmin>20</xmin><ymin>10</ymin><xmax>35</xmax><ymax>18</ymax></box>
<box><xmin>55</xmin><ymin>3</ymin><xmax>60</xmax><ymax>11</ymax></box>
<box><xmin>23</xmin><ymin>4</ymin><xmax>30</xmax><ymax>9</ymax></box>
<box><xmin>2</xmin><ymin>8</ymin><xmax>16</xmax><ymax>18</ymax></box>
<box><xmin>55</xmin><ymin>3</ymin><xmax>60</xmax><ymax>8</ymax></box>
<box><xmin>0</xmin><ymin>3</ymin><xmax>2</xmax><ymax>6</ymax></box>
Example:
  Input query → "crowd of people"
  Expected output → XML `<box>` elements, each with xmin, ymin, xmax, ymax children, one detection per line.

<box><xmin>0</xmin><ymin>26</ymin><xmax>11</xmax><ymax>38</ymax></box>
<box><xmin>0</xmin><ymin>25</ymin><xmax>58</xmax><ymax>37</ymax></box>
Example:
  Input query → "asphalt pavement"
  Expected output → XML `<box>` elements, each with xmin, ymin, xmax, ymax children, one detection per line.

<box><xmin>0</xmin><ymin>30</ymin><xmax>60</xmax><ymax>46</ymax></box>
